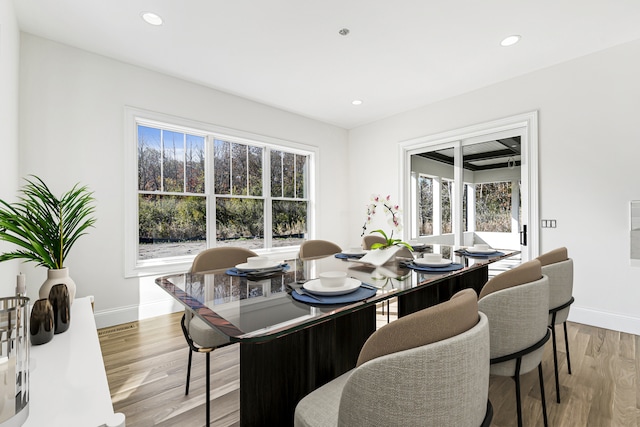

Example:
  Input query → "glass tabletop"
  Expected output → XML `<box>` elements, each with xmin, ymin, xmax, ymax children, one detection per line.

<box><xmin>155</xmin><ymin>246</ymin><xmax>519</xmax><ymax>342</ymax></box>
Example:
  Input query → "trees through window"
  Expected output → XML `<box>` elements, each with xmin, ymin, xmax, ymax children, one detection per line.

<box><xmin>136</xmin><ymin>122</ymin><xmax>311</xmax><ymax>263</ymax></box>
<box><xmin>417</xmin><ymin>174</ymin><xmax>517</xmax><ymax>236</ymax></box>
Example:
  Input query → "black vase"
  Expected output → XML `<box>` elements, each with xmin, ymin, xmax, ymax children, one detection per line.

<box><xmin>49</xmin><ymin>283</ymin><xmax>71</xmax><ymax>334</ymax></box>
<box><xmin>30</xmin><ymin>298</ymin><xmax>55</xmax><ymax>345</ymax></box>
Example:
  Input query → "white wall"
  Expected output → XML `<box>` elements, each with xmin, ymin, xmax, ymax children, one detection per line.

<box><xmin>18</xmin><ymin>34</ymin><xmax>349</xmax><ymax>327</ymax></box>
<box><xmin>348</xmin><ymin>39</ymin><xmax>640</xmax><ymax>334</ymax></box>
<box><xmin>0</xmin><ymin>1</ymin><xmax>21</xmax><ymax>295</ymax></box>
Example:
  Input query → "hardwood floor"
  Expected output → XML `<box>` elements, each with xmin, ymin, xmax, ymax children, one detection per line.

<box><xmin>99</xmin><ymin>312</ymin><xmax>640</xmax><ymax>426</ymax></box>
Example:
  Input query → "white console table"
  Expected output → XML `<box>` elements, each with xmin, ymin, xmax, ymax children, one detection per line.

<box><xmin>24</xmin><ymin>296</ymin><xmax>125</xmax><ymax>427</ymax></box>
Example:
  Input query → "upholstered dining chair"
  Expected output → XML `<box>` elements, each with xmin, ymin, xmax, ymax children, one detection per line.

<box><xmin>294</xmin><ymin>289</ymin><xmax>492</xmax><ymax>427</ymax></box>
<box><xmin>478</xmin><ymin>259</ymin><xmax>550</xmax><ymax>427</ymax></box>
<box><xmin>361</xmin><ymin>234</ymin><xmax>386</xmax><ymax>250</ymax></box>
<box><xmin>184</xmin><ymin>246</ymin><xmax>258</xmax><ymax>426</ymax></box>
<box><xmin>299</xmin><ymin>239</ymin><xmax>341</xmax><ymax>260</ymax></box>
<box><xmin>537</xmin><ymin>247</ymin><xmax>574</xmax><ymax>403</ymax></box>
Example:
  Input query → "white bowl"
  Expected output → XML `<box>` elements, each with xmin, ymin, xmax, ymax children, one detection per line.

<box><xmin>473</xmin><ymin>244</ymin><xmax>490</xmax><ymax>252</ymax></box>
<box><xmin>422</xmin><ymin>253</ymin><xmax>442</xmax><ymax>263</ymax></box>
<box><xmin>247</xmin><ymin>256</ymin><xmax>270</xmax><ymax>268</ymax></box>
<box><xmin>319</xmin><ymin>271</ymin><xmax>347</xmax><ymax>288</ymax></box>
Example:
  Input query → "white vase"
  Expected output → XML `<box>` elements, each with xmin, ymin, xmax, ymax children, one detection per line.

<box><xmin>39</xmin><ymin>267</ymin><xmax>76</xmax><ymax>305</ymax></box>
<box><xmin>358</xmin><ymin>245</ymin><xmax>400</xmax><ymax>266</ymax></box>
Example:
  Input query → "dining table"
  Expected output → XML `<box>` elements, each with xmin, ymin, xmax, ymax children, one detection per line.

<box><xmin>156</xmin><ymin>245</ymin><xmax>519</xmax><ymax>426</ymax></box>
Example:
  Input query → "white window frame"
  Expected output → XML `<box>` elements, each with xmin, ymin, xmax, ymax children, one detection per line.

<box><xmin>124</xmin><ymin>106</ymin><xmax>317</xmax><ymax>277</ymax></box>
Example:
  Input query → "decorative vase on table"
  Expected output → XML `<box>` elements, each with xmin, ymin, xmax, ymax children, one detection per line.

<box><xmin>39</xmin><ymin>267</ymin><xmax>76</xmax><ymax>306</ymax></box>
<box><xmin>48</xmin><ymin>284</ymin><xmax>71</xmax><ymax>334</ymax></box>
<box><xmin>358</xmin><ymin>245</ymin><xmax>401</xmax><ymax>266</ymax></box>
<box><xmin>30</xmin><ymin>298</ymin><xmax>55</xmax><ymax>345</ymax></box>
<box><xmin>359</xmin><ymin>194</ymin><xmax>413</xmax><ymax>267</ymax></box>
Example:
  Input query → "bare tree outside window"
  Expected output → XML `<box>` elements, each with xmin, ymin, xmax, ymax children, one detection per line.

<box><xmin>418</xmin><ymin>176</ymin><xmax>433</xmax><ymax>235</ymax></box>
<box><xmin>137</xmin><ymin>124</ymin><xmax>207</xmax><ymax>260</ymax></box>
<box><xmin>441</xmin><ymin>179</ymin><xmax>453</xmax><ymax>234</ymax></box>
<box><xmin>475</xmin><ymin>182</ymin><xmax>514</xmax><ymax>232</ymax></box>
<box><xmin>137</xmin><ymin>124</ymin><xmax>310</xmax><ymax>261</ymax></box>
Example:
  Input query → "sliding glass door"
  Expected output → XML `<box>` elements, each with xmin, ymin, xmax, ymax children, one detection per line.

<box><xmin>401</xmin><ymin>112</ymin><xmax>538</xmax><ymax>260</ymax></box>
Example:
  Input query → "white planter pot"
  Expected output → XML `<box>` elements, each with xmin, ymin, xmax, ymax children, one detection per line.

<box><xmin>358</xmin><ymin>246</ymin><xmax>400</xmax><ymax>266</ymax></box>
<box><xmin>39</xmin><ymin>267</ymin><xmax>76</xmax><ymax>305</ymax></box>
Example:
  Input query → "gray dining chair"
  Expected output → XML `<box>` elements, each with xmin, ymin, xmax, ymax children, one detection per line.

<box><xmin>183</xmin><ymin>246</ymin><xmax>258</xmax><ymax>426</ymax></box>
<box><xmin>294</xmin><ymin>289</ymin><xmax>492</xmax><ymax>427</ymax></box>
<box><xmin>361</xmin><ymin>234</ymin><xmax>386</xmax><ymax>250</ymax></box>
<box><xmin>299</xmin><ymin>239</ymin><xmax>341</xmax><ymax>260</ymax></box>
<box><xmin>478</xmin><ymin>259</ymin><xmax>550</xmax><ymax>427</ymax></box>
<box><xmin>537</xmin><ymin>247</ymin><xmax>574</xmax><ymax>403</ymax></box>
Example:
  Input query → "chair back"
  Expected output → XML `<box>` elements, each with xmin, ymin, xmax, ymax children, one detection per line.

<box><xmin>299</xmin><ymin>240</ymin><xmax>341</xmax><ymax>260</ymax></box>
<box><xmin>361</xmin><ymin>235</ymin><xmax>386</xmax><ymax>250</ymax></box>
<box><xmin>357</xmin><ymin>288</ymin><xmax>478</xmax><ymax>366</ymax></box>
<box><xmin>338</xmin><ymin>296</ymin><xmax>489</xmax><ymax>426</ymax></box>
<box><xmin>190</xmin><ymin>247</ymin><xmax>258</xmax><ymax>273</ymax></box>
<box><xmin>478</xmin><ymin>260</ymin><xmax>549</xmax><ymax>376</ymax></box>
<box><xmin>537</xmin><ymin>247</ymin><xmax>573</xmax><ymax>324</ymax></box>
<box><xmin>186</xmin><ymin>247</ymin><xmax>258</xmax><ymax>341</ymax></box>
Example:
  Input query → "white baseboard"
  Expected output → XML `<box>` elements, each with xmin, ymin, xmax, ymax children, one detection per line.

<box><xmin>569</xmin><ymin>305</ymin><xmax>640</xmax><ymax>336</ymax></box>
<box><xmin>94</xmin><ymin>298</ymin><xmax>182</xmax><ymax>329</ymax></box>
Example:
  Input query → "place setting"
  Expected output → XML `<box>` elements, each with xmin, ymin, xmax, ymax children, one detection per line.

<box><xmin>289</xmin><ymin>271</ymin><xmax>378</xmax><ymax>305</ymax></box>
<box><xmin>456</xmin><ymin>244</ymin><xmax>505</xmax><ymax>258</ymax></box>
<box><xmin>403</xmin><ymin>253</ymin><xmax>464</xmax><ymax>273</ymax></box>
<box><xmin>225</xmin><ymin>256</ymin><xmax>290</xmax><ymax>278</ymax></box>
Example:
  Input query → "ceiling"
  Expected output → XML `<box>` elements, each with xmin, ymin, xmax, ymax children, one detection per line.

<box><xmin>12</xmin><ymin>0</ymin><xmax>640</xmax><ymax>129</ymax></box>
<box><xmin>418</xmin><ymin>137</ymin><xmax>521</xmax><ymax>171</ymax></box>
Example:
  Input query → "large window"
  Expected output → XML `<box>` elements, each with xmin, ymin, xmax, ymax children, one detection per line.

<box><xmin>129</xmin><ymin>112</ymin><xmax>314</xmax><ymax>271</ymax></box>
<box><xmin>138</xmin><ymin>126</ymin><xmax>207</xmax><ymax>260</ymax></box>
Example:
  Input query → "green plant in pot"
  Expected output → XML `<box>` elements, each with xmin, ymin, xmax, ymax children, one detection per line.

<box><xmin>359</xmin><ymin>194</ymin><xmax>413</xmax><ymax>266</ymax></box>
<box><xmin>0</xmin><ymin>176</ymin><xmax>96</xmax><ymax>303</ymax></box>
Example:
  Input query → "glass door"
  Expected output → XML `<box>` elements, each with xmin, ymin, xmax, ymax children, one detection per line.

<box><xmin>404</xmin><ymin>112</ymin><xmax>538</xmax><ymax>261</ymax></box>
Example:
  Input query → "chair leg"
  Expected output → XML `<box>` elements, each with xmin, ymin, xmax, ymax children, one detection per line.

<box><xmin>538</xmin><ymin>363</ymin><xmax>549</xmax><ymax>427</ymax></box>
<box><xmin>387</xmin><ymin>300</ymin><xmax>390</xmax><ymax>323</ymax></box>
<box><xmin>206</xmin><ymin>352</ymin><xmax>211</xmax><ymax>427</ymax></box>
<box><xmin>513</xmin><ymin>358</ymin><xmax>523</xmax><ymax>427</ymax></box>
<box><xmin>551</xmin><ymin>324</ymin><xmax>561</xmax><ymax>403</ymax></box>
<box><xmin>563</xmin><ymin>321</ymin><xmax>572</xmax><ymax>375</ymax></box>
<box><xmin>185</xmin><ymin>348</ymin><xmax>193</xmax><ymax>395</ymax></box>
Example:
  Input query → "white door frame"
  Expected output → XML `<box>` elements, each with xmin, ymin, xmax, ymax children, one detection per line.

<box><xmin>398</xmin><ymin>111</ymin><xmax>539</xmax><ymax>260</ymax></box>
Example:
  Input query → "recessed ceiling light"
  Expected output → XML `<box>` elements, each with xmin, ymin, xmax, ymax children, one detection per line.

<box><xmin>351</xmin><ymin>100</ymin><xmax>363</xmax><ymax>106</ymax></box>
<box><xmin>141</xmin><ymin>12</ymin><xmax>163</xmax><ymax>26</ymax></box>
<box><xmin>500</xmin><ymin>35</ymin><xmax>521</xmax><ymax>47</ymax></box>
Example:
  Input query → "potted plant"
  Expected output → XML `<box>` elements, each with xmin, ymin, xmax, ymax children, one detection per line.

<box><xmin>359</xmin><ymin>194</ymin><xmax>413</xmax><ymax>266</ymax></box>
<box><xmin>0</xmin><ymin>176</ymin><xmax>96</xmax><ymax>302</ymax></box>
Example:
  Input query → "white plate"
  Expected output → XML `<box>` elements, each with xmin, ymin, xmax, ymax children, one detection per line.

<box><xmin>341</xmin><ymin>249</ymin><xmax>367</xmax><ymax>256</ymax></box>
<box><xmin>235</xmin><ymin>261</ymin><xmax>283</xmax><ymax>272</ymax></box>
<box><xmin>413</xmin><ymin>259</ymin><xmax>453</xmax><ymax>267</ymax></box>
<box><xmin>303</xmin><ymin>277</ymin><xmax>361</xmax><ymax>296</ymax></box>
<box><xmin>465</xmin><ymin>247</ymin><xmax>497</xmax><ymax>254</ymax></box>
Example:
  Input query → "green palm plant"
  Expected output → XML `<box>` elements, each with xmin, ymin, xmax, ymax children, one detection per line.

<box><xmin>0</xmin><ymin>176</ymin><xmax>96</xmax><ymax>269</ymax></box>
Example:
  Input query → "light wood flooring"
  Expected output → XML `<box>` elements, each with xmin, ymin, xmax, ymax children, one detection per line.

<box><xmin>99</xmin><ymin>310</ymin><xmax>640</xmax><ymax>427</ymax></box>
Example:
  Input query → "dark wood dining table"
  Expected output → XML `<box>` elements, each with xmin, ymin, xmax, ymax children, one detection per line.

<box><xmin>156</xmin><ymin>245</ymin><xmax>519</xmax><ymax>426</ymax></box>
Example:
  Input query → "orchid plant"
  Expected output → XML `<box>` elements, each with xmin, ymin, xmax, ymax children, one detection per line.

<box><xmin>361</xmin><ymin>194</ymin><xmax>413</xmax><ymax>251</ymax></box>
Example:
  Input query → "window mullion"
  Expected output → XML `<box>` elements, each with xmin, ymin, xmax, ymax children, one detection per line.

<box><xmin>229</xmin><ymin>142</ymin><xmax>233</xmax><ymax>196</ymax></box>
<box><xmin>264</xmin><ymin>147</ymin><xmax>272</xmax><ymax>249</ymax></box>
<box><xmin>160</xmin><ymin>129</ymin><xmax>164</xmax><ymax>192</ymax></box>
<box><xmin>207</xmin><ymin>135</ymin><xmax>215</xmax><ymax>248</ymax></box>
<box><xmin>183</xmin><ymin>133</ymin><xmax>187</xmax><ymax>192</ymax></box>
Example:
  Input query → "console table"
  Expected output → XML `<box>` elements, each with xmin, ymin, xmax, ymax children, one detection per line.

<box><xmin>24</xmin><ymin>296</ymin><xmax>125</xmax><ymax>427</ymax></box>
